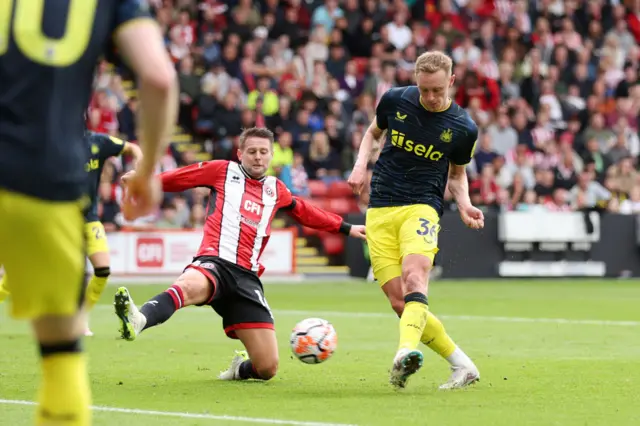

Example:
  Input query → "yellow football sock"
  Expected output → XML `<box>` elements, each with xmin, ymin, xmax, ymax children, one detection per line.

<box><xmin>398</xmin><ymin>298</ymin><xmax>429</xmax><ymax>351</ymax></box>
<box><xmin>0</xmin><ymin>275</ymin><xmax>9</xmax><ymax>303</ymax></box>
<box><xmin>37</xmin><ymin>352</ymin><xmax>91</xmax><ymax>426</ymax></box>
<box><xmin>421</xmin><ymin>311</ymin><xmax>456</xmax><ymax>359</ymax></box>
<box><xmin>84</xmin><ymin>270</ymin><xmax>109</xmax><ymax>311</ymax></box>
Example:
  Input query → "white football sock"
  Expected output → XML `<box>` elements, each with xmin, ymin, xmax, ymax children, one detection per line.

<box><xmin>446</xmin><ymin>347</ymin><xmax>475</xmax><ymax>368</ymax></box>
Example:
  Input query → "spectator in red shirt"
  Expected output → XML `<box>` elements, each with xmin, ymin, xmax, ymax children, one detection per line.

<box><xmin>455</xmin><ymin>70</ymin><xmax>500</xmax><ymax>111</ymax></box>
<box><xmin>471</xmin><ymin>163</ymin><xmax>500</xmax><ymax>207</ymax></box>
<box><xmin>89</xmin><ymin>90</ymin><xmax>118</xmax><ymax>135</ymax></box>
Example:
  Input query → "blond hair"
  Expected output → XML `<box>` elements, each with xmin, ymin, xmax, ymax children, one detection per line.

<box><xmin>309</xmin><ymin>132</ymin><xmax>330</xmax><ymax>161</ymax></box>
<box><xmin>415</xmin><ymin>51</ymin><xmax>453</xmax><ymax>75</ymax></box>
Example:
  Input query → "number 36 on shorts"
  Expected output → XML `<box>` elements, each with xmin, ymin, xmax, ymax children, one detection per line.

<box><xmin>416</xmin><ymin>217</ymin><xmax>440</xmax><ymax>245</ymax></box>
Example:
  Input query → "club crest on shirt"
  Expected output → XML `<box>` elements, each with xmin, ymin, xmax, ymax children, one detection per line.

<box><xmin>265</xmin><ymin>186</ymin><xmax>274</xmax><ymax>197</ymax></box>
<box><xmin>440</xmin><ymin>129</ymin><xmax>453</xmax><ymax>143</ymax></box>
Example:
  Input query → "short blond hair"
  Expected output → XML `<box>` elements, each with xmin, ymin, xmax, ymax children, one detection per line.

<box><xmin>415</xmin><ymin>51</ymin><xmax>453</xmax><ymax>75</ymax></box>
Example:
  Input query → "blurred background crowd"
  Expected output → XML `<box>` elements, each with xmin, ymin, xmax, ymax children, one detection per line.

<box><xmin>89</xmin><ymin>0</ymin><xmax>640</xmax><ymax>233</ymax></box>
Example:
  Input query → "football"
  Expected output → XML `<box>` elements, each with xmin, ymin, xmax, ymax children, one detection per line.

<box><xmin>290</xmin><ymin>318</ymin><xmax>338</xmax><ymax>364</ymax></box>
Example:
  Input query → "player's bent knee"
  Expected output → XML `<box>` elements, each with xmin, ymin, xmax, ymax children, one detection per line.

<box><xmin>402</xmin><ymin>255</ymin><xmax>432</xmax><ymax>294</ymax></box>
<box><xmin>175</xmin><ymin>270</ymin><xmax>211</xmax><ymax>306</ymax></box>
<box><xmin>402</xmin><ymin>270</ymin><xmax>428</xmax><ymax>294</ymax></box>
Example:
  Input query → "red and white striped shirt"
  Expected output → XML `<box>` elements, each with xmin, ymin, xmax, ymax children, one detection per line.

<box><xmin>160</xmin><ymin>161</ymin><xmax>346</xmax><ymax>276</ymax></box>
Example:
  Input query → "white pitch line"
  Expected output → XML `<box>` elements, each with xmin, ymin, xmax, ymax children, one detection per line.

<box><xmin>0</xmin><ymin>399</ymin><xmax>357</xmax><ymax>426</ymax></box>
<box><xmin>93</xmin><ymin>305</ymin><xmax>640</xmax><ymax>327</ymax></box>
<box><xmin>272</xmin><ymin>310</ymin><xmax>640</xmax><ymax>327</ymax></box>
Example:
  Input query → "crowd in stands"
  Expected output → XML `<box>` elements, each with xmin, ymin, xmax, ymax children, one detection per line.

<box><xmin>88</xmin><ymin>0</ymin><xmax>640</xmax><ymax>233</ymax></box>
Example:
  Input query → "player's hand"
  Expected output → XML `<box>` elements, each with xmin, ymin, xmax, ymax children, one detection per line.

<box><xmin>347</xmin><ymin>164</ymin><xmax>367</xmax><ymax>195</ymax></box>
<box><xmin>349</xmin><ymin>224</ymin><xmax>366</xmax><ymax>240</ymax></box>
<box><xmin>121</xmin><ymin>170</ymin><xmax>136</xmax><ymax>185</ymax></box>
<box><xmin>459</xmin><ymin>204</ymin><xmax>484</xmax><ymax>230</ymax></box>
<box><xmin>120</xmin><ymin>171</ymin><xmax>163</xmax><ymax>221</ymax></box>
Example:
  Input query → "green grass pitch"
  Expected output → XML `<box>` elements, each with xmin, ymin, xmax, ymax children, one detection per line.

<box><xmin>1</xmin><ymin>279</ymin><xmax>639</xmax><ymax>426</ymax></box>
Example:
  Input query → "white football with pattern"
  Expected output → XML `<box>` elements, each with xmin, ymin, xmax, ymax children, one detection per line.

<box><xmin>290</xmin><ymin>318</ymin><xmax>338</xmax><ymax>364</ymax></box>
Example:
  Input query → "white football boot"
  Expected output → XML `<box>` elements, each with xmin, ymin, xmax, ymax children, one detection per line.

<box><xmin>389</xmin><ymin>348</ymin><xmax>424</xmax><ymax>388</ymax></box>
<box><xmin>114</xmin><ymin>287</ymin><xmax>146</xmax><ymax>341</ymax></box>
<box><xmin>218</xmin><ymin>350</ymin><xmax>249</xmax><ymax>380</ymax></box>
<box><xmin>439</xmin><ymin>365</ymin><xmax>480</xmax><ymax>390</ymax></box>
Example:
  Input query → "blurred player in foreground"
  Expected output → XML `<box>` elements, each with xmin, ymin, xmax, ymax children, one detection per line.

<box><xmin>115</xmin><ymin>127</ymin><xmax>366</xmax><ymax>381</ymax></box>
<box><xmin>0</xmin><ymin>1</ymin><xmax>177</xmax><ymax>424</ymax></box>
<box><xmin>0</xmin><ymin>132</ymin><xmax>143</xmax><ymax>337</ymax></box>
<box><xmin>348</xmin><ymin>51</ymin><xmax>482</xmax><ymax>389</ymax></box>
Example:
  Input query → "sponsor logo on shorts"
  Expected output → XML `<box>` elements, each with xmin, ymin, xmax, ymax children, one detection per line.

<box><xmin>136</xmin><ymin>237</ymin><xmax>164</xmax><ymax>267</ymax></box>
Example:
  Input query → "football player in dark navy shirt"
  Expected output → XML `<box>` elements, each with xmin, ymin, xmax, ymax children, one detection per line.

<box><xmin>0</xmin><ymin>1</ymin><xmax>177</xmax><ymax>424</ymax></box>
<box><xmin>0</xmin><ymin>132</ymin><xmax>142</xmax><ymax>337</ymax></box>
<box><xmin>348</xmin><ymin>51</ymin><xmax>484</xmax><ymax>390</ymax></box>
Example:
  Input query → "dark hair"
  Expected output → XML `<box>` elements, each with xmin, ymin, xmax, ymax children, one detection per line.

<box><xmin>239</xmin><ymin>127</ymin><xmax>274</xmax><ymax>149</ymax></box>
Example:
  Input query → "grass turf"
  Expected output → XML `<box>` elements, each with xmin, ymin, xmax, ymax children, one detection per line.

<box><xmin>1</xmin><ymin>279</ymin><xmax>639</xmax><ymax>425</ymax></box>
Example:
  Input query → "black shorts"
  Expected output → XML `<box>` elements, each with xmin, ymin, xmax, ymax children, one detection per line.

<box><xmin>185</xmin><ymin>256</ymin><xmax>274</xmax><ymax>339</ymax></box>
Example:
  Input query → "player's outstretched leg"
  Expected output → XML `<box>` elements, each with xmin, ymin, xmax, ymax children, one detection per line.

<box><xmin>383</xmin><ymin>277</ymin><xmax>479</xmax><ymax>389</ymax></box>
<box><xmin>219</xmin><ymin>328</ymin><xmax>278</xmax><ymax>381</ymax></box>
<box><xmin>114</xmin><ymin>268</ymin><xmax>213</xmax><ymax>341</ymax></box>
<box><xmin>390</xmin><ymin>254</ymin><xmax>432</xmax><ymax>389</ymax></box>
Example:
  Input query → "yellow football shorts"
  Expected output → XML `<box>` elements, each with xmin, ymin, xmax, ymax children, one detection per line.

<box><xmin>0</xmin><ymin>189</ymin><xmax>86</xmax><ymax>319</ymax></box>
<box><xmin>365</xmin><ymin>204</ymin><xmax>441</xmax><ymax>286</ymax></box>
<box><xmin>85</xmin><ymin>221</ymin><xmax>109</xmax><ymax>257</ymax></box>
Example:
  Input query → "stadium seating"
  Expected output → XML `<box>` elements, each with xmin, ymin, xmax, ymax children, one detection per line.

<box><xmin>92</xmin><ymin>0</ymin><xmax>640</xmax><ymax>266</ymax></box>
<box><xmin>327</xmin><ymin>181</ymin><xmax>354</xmax><ymax>199</ymax></box>
<box><xmin>308</xmin><ymin>180</ymin><xmax>329</xmax><ymax>198</ymax></box>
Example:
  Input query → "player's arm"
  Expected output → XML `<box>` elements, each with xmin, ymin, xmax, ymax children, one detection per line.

<box><xmin>448</xmin><ymin>164</ymin><xmax>472</xmax><ymax>209</ymax></box>
<box><xmin>354</xmin><ymin>91</ymin><xmax>393</xmax><ymax>169</ymax></box>
<box><xmin>112</xmin><ymin>2</ymin><xmax>178</xmax><ymax>178</ymax></box>
<box><xmin>448</xmin><ymin>124</ymin><xmax>479</xmax><ymax>209</ymax></box>
<box><xmin>354</xmin><ymin>118</ymin><xmax>386</xmax><ymax>170</ymax></box>
<box><xmin>100</xmin><ymin>134</ymin><xmax>144</xmax><ymax>168</ymax></box>
<box><xmin>277</xmin><ymin>183</ymin><xmax>364</xmax><ymax>238</ymax></box>
<box><xmin>283</xmin><ymin>197</ymin><xmax>351</xmax><ymax>234</ymax></box>
<box><xmin>348</xmin><ymin>91</ymin><xmax>391</xmax><ymax>193</ymax></box>
<box><xmin>159</xmin><ymin>161</ymin><xmax>227</xmax><ymax>192</ymax></box>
